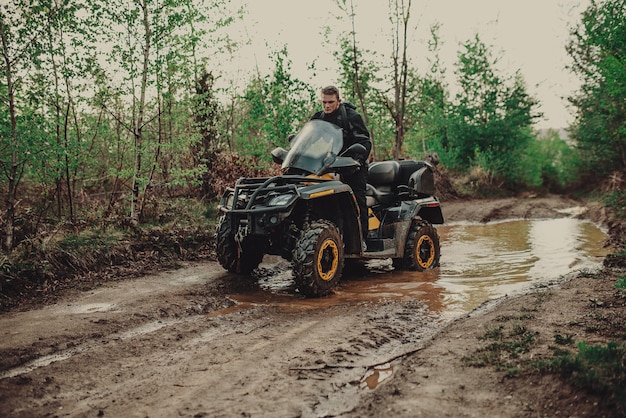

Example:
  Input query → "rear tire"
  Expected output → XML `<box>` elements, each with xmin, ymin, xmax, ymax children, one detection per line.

<box><xmin>292</xmin><ymin>220</ymin><xmax>344</xmax><ymax>297</ymax></box>
<box><xmin>216</xmin><ymin>215</ymin><xmax>264</xmax><ymax>274</ymax></box>
<box><xmin>394</xmin><ymin>219</ymin><xmax>440</xmax><ymax>271</ymax></box>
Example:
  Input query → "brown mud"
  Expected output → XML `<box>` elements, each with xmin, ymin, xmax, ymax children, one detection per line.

<box><xmin>0</xmin><ymin>194</ymin><xmax>624</xmax><ymax>417</ymax></box>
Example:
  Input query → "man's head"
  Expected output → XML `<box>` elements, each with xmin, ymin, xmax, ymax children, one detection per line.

<box><xmin>321</xmin><ymin>85</ymin><xmax>341</xmax><ymax>114</ymax></box>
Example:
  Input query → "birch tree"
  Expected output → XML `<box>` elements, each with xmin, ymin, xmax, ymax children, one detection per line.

<box><xmin>96</xmin><ymin>0</ymin><xmax>233</xmax><ymax>224</ymax></box>
<box><xmin>0</xmin><ymin>0</ymin><xmax>53</xmax><ymax>250</ymax></box>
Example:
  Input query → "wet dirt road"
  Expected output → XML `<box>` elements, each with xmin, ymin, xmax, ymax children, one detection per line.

<box><xmin>0</xmin><ymin>262</ymin><xmax>441</xmax><ymax>417</ymax></box>
<box><xmin>0</xmin><ymin>196</ymin><xmax>609</xmax><ymax>417</ymax></box>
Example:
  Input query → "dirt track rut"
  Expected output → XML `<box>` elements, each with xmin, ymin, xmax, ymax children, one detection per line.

<box><xmin>0</xmin><ymin>263</ymin><xmax>439</xmax><ymax>417</ymax></box>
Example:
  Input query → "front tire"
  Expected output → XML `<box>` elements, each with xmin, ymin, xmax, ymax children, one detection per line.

<box><xmin>292</xmin><ymin>220</ymin><xmax>344</xmax><ymax>297</ymax></box>
<box><xmin>394</xmin><ymin>219</ymin><xmax>440</xmax><ymax>271</ymax></box>
<box><xmin>216</xmin><ymin>215</ymin><xmax>263</xmax><ymax>274</ymax></box>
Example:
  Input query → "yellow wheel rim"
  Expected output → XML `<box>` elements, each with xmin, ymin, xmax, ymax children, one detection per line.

<box><xmin>416</xmin><ymin>235</ymin><xmax>435</xmax><ymax>269</ymax></box>
<box><xmin>317</xmin><ymin>238</ymin><xmax>339</xmax><ymax>281</ymax></box>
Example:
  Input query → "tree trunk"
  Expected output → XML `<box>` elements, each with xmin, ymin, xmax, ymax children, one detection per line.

<box><xmin>347</xmin><ymin>0</ymin><xmax>375</xmax><ymax>160</ymax></box>
<box><xmin>1</xmin><ymin>20</ymin><xmax>18</xmax><ymax>251</ymax></box>
<box><xmin>130</xmin><ymin>0</ymin><xmax>151</xmax><ymax>226</ymax></box>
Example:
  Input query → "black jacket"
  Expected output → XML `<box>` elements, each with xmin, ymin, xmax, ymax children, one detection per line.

<box><xmin>311</xmin><ymin>102</ymin><xmax>371</xmax><ymax>161</ymax></box>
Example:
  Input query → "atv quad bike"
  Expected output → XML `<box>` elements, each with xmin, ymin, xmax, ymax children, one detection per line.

<box><xmin>216</xmin><ymin>119</ymin><xmax>444</xmax><ymax>297</ymax></box>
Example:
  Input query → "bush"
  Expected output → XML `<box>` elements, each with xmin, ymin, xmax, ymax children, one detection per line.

<box><xmin>209</xmin><ymin>152</ymin><xmax>281</xmax><ymax>199</ymax></box>
<box><xmin>604</xmin><ymin>188</ymin><xmax>626</xmax><ymax>219</ymax></box>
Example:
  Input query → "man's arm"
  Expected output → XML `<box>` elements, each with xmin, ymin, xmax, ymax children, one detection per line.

<box><xmin>348</xmin><ymin>111</ymin><xmax>372</xmax><ymax>158</ymax></box>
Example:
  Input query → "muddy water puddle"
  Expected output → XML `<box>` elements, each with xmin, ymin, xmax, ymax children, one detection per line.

<box><xmin>229</xmin><ymin>217</ymin><xmax>609</xmax><ymax>319</ymax></box>
<box><xmin>425</xmin><ymin>217</ymin><xmax>608</xmax><ymax>318</ymax></box>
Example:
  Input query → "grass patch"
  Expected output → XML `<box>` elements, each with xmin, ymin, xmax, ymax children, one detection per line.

<box><xmin>535</xmin><ymin>341</ymin><xmax>626</xmax><ymax>413</ymax></box>
<box><xmin>495</xmin><ymin>313</ymin><xmax>535</xmax><ymax>322</ymax></box>
<box><xmin>463</xmin><ymin>324</ymin><xmax>538</xmax><ymax>371</ymax></box>
<box><xmin>604</xmin><ymin>190</ymin><xmax>626</xmax><ymax>219</ymax></box>
<box><xmin>465</xmin><ymin>321</ymin><xmax>626</xmax><ymax>413</ymax></box>
<box><xmin>58</xmin><ymin>229</ymin><xmax>125</xmax><ymax>252</ymax></box>
<box><xmin>553</xmin><ymin>333</ymin><xmax>575</xmax><ymax>346</ymax></box>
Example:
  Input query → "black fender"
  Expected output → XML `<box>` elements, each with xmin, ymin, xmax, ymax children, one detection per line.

<box><xmin>414</xmin><ymin>196</ymin><xmax>444</xmax><ymax>225</ymax></box>
<box><xmin>298</xmin><ymin>181</ymin><xmax>362</xmax><ymax>254</ymax></box>
<box><xmin>372</xmin><ymin>198</ymin><xmax>443</xmax><ymax>258</ymax></box>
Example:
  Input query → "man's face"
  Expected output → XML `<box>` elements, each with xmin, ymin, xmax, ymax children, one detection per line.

<box><xmin>321</xmin><ymin>93</ymin><xmax>341</xmax><ymax>114</ymax></box>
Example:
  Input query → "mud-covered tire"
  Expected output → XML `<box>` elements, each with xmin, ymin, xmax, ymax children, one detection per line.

<box><xmin>394</xmin><ymin>219</ymin><xmax>440</xmax><ymax>271</ymax></box>
<box><xmin>292</xmin><ymin>220</ymin><xmax>344</xmax><ymax>297</ymax></box>
<box><xmin>216</xmin><ymin>216</ymin><xmax>263</xmax><ymax>275</ymax></box>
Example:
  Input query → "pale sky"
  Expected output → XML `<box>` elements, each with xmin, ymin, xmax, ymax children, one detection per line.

<box><xmin>224</xmin><ymin>0</ymin><xmax>590</xmax><ymax>129</ymax></box>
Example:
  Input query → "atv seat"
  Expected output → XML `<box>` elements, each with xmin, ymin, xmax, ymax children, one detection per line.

<box><xmin>366</xmin><ymin>161</ymin><xmax>400</xmax><ymax>206</ymax></box>
<box><xmin>366</xmin><ymin>160</ymin><xmax>433</xmax><ymax>207</ymax></box>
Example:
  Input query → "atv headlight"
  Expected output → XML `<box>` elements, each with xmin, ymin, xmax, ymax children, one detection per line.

<box><xmin>225</xmin><ymin>193</ymin><xmax>235</xmax><ymax>208</ymax></box>
<box><xmin>224</xmin><ymin>192</ymin><xmax>248</xmax><ymax>209</ymax></box>
<box><xmin>267</xmin><ymin>193</ymin><xmax>296</xmax><ymax>207</ymax></box>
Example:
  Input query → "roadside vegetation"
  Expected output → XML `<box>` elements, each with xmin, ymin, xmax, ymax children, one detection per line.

<box><xmin>0</xmin><ymin>0</ymin><xmax>625</xmax><ymax>409</ymax></box>
<box><xmin>461</xmin><ymin>264</ymin><xmax>626</xmax><ymax>415</ymax></box>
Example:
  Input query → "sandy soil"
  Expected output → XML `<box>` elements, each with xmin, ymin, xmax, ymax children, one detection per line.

<box><xmin>0</xmin><ymin>194</ymin><xmax>623</xmax><ymax>417</ymax></box>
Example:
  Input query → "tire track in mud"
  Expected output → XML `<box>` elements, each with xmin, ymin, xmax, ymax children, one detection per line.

<box><xmin>0</xmin><ymin>316</ymin><xmax>192</xmax><ymax>380</ymax></box>
<box><xmin>0</xmin><ymin>265</ymin><xmax>441</xmax><ymax>418</ymax></box>
<box><xmin>169</xmin><ymin>300</ymin><xmax>439</xmax><ymax>418</ymax></box>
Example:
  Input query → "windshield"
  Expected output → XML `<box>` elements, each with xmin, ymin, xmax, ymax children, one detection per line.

<box><xmin>282</xmin><ymin>120</ymin><xmax>343</xmax><ymax>175</ymax></box>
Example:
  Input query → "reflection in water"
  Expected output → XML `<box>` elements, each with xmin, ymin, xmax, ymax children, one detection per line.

<box><xmin>360</xmin><ymin>363</ymin><xmax>394</xmax><ymax>389</ymax></box>
<box><xmin>228</xmin><ymin>217</ymin><xmax>609</xmax><ymax>319</ymax></box>
<box><xmin>430</xmin><ymin>218</ymin><xmax>608</xmax><ymax>317</ymax></box>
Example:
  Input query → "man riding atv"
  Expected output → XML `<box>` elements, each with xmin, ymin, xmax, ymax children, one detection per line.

<box><xmin>215</xmin><ymin>106</ymin><xmax>444</xmax><ymax>297</ymax></box>
<box><xmin>311</xmin><ymin>86</ymin><xmax>371</xmax><ymax>249</ymax></box>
